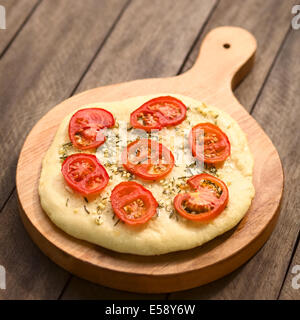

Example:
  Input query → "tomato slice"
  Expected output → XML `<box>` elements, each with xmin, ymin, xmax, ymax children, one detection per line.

<box><xmin>173</xmin><ymin>173</ymin><xmax>229</xmax><ymax>222</ymax></box>
<box><xmin>61</xmin><ymin>153</ymin><xmax>109</xmax><ymax>195</ymax></box>
<box><xmin>130</xmin><ymin>96</ymin><xmax>187</xmax><ymax>131</ymax></box>
<box><xmin>110</xmin><ymin>181</ymin><xmax>158</xmax><ymax>225</ymax></box>
<box><xmin>122</xmin><ymin>139</ymin><xmax>174</xmax><ymax>181</ymax></box>
<box><xmin>69</xmin><ymin>108</ymin><xmax>115</xmax><ymax>150</ymax></box>
<box><xmin>189</xmin><ymin>123</ymin><xmax>230</xmax><ymax>164</ymax></box>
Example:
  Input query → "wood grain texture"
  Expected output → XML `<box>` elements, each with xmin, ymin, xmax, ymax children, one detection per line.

<box><xmin>279</xmin><ymin>234</ymin><xmax>300</xmax><ymax>300</ymax></box>
<box><xmin>75</xmin><ymin>0</ymin><xmax>218</xmax><ymax>92</ymax></box>
<box><xmin>171</xmin><ymin>28</ymin><xmax>300</xmax><ymax>300</ymax></box>
<box><xmin>0</xmin><ymin>0</ymin><xmax>40</xmax><ymax>56</ymax></box>
<box><xmin>0</xmin><ymin>192</ymin><xmax>68</xmax><ymax>300</ymax></box>
<box><xmin>0</xmin><ymin>0</ymin><xmax>129</xmax><ymax>300</ymax></box>
<box><xmin>61</xmin><ymin>277</ymin><xmax>166</xmax><ymax>300</ymax></box>
<box><xmin>181</xmin><ymin>0</ymin><xmax>295</xmax><ymax>112</ymax></box>
<box><xmin>16</xmin><ymin>26</ymin><xmax>283</xmax><ymax>293</ymax></box>
<box><xmin>250</xmin><ymin>28</ymin><xmax>300</xmax><ymax>299</ymax></box>
<box><xmin>0</xmin><ymin>0</ymin><xmax>128</xmax><ymax>208</ymax></box>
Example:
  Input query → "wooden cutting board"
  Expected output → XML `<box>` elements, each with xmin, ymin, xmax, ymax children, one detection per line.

<box><xmin>16</xmin><ymin>27</ymin><xmax>284</xmax><ymax>293</ymax></box>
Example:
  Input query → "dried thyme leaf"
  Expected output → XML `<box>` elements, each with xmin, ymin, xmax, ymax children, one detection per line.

<box><xmin>83</xmin><ymin>205</ymin><xmax>90</xmax><ymax>214</ymax></box>
<box><xmin>169</xmin><ymin>210</ymin><xmax>175</xmax><ymax>219</ymax></box>
<box><xmin>63</xmin><ymin>142</ymin><xmax>73</xmax><ymax>148</ymax></box>
<box><xmin>114</xmin><ymin>219</ymin><xmax>120</xmax><ymax>226</ymax></box>
<box><xmin>187</xmin><ymin>161</ymin><xmax>196</xmax><ymax>168</ymax></box>
<box><xmin>208</xmin><ymin>166</ymin><xmax>218</xmax><ymax>175</ymax></box>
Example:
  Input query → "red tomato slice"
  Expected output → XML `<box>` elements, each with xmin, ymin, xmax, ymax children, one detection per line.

<box><xmin>130</xmin><ymin>96</ymin><xmax>187</xmax><ymax>131</ymax></box>
<box><xmin>69</xmin><ymin>108</ymin><xmax>115</xmax><ymax>150</ymax></box>
<box><xmin>122</xmin><ymin>139</ymin><xmax>174</xmax><ymax>181</ymax></box>
<box><xmin>61</xmin><ymin>153</ymin><xmax>109</xmax><ymax>195</ymax></box>
<box><xmin>110</xmin><ymin>181</ymin><xmax>158</xmax><ymax>225</ymax></box>
<box><xmin>173</xmin><ymin>173</ymin><xmax>229</xmax><ymax>222</ymax></box>
<box><xmin>189</xmin><ymin>123</ymin><xmax>230</xmax><ymax>164</ymax></box>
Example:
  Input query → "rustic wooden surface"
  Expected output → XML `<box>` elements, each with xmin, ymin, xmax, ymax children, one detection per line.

<box><xmin>0</xmin><ymin>0</ymin><xmax>299</xmax><ymax>299</ymax></box>
<box><xmin>16</xmin><ymin>25</ymin><xmax>284</xmax><ymax>293</ymax></box>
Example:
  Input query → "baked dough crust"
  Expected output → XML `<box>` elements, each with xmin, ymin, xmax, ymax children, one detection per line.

<box><xmin>39</xmin><ymin>94</ymin><xmax>255</xmax><ymax>255</ymax></box>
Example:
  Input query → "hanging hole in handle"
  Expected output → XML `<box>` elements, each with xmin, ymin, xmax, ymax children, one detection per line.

<box><xmin>223</xmin><ymin>43</ymin><xmax>231</xmax><ymax>49</ymax></box>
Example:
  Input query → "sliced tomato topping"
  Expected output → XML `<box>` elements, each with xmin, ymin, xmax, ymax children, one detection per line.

<box><xmin>110</xmin><ymin>181</ymin><xmax>158</xmax><ymax>225</ymax></box>
<box><xmin>189</xmin><ymin>123</ymin><xmax>230</xmax><ymax>164</ymax></box>
<box><xmin>61</xmin><ymin>153</ymin><xmax>109</xmax><ymax>195</ymax></box>
<box><xmin>130</xmin><ymin>96</ymin><xmax>187</xmax><ymax>131</ymax></box>
<box><xmin>173</xmin><ymin>173</ymin><xmax>229</xmax><ymax>222</ymax></box>
<box><xmin>122</xmin><ymin>139</ymin><xmax>174</xmax><ymax>181</ymax></box>
<box><xmin>69</xmin><ymin>108</ymin><xmax>115</xmax><ymax>150</ymax></box>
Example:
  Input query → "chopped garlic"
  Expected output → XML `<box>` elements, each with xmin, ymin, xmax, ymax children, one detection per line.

<box><xmin>95</xmin><ymin>215</ymin><xmax>103</xmax><ymax>225</ymax></box>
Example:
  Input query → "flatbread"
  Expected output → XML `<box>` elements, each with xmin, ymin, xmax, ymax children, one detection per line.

<box><xmin>39</xmin><ymin>94</ymin><xmax>255</xmax><ymax>255</ymax></box>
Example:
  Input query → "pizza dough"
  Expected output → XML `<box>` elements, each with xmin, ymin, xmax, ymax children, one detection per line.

<box><xmin>39</xmin><ymin>94</ymin><xmax>255</xmax><ymax>255</ymax></box>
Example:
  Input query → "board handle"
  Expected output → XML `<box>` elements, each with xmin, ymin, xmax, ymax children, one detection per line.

<box><xmin>185</xmin><ymin>26</ymin><xmax>257</xmax><ymax>91</ymax></box>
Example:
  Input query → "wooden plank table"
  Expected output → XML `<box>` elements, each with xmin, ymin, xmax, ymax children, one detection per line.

<box><xmin>0</xmin><ymin>0</ymin><xmax>299</xmax><ymax>300</ymax></box>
